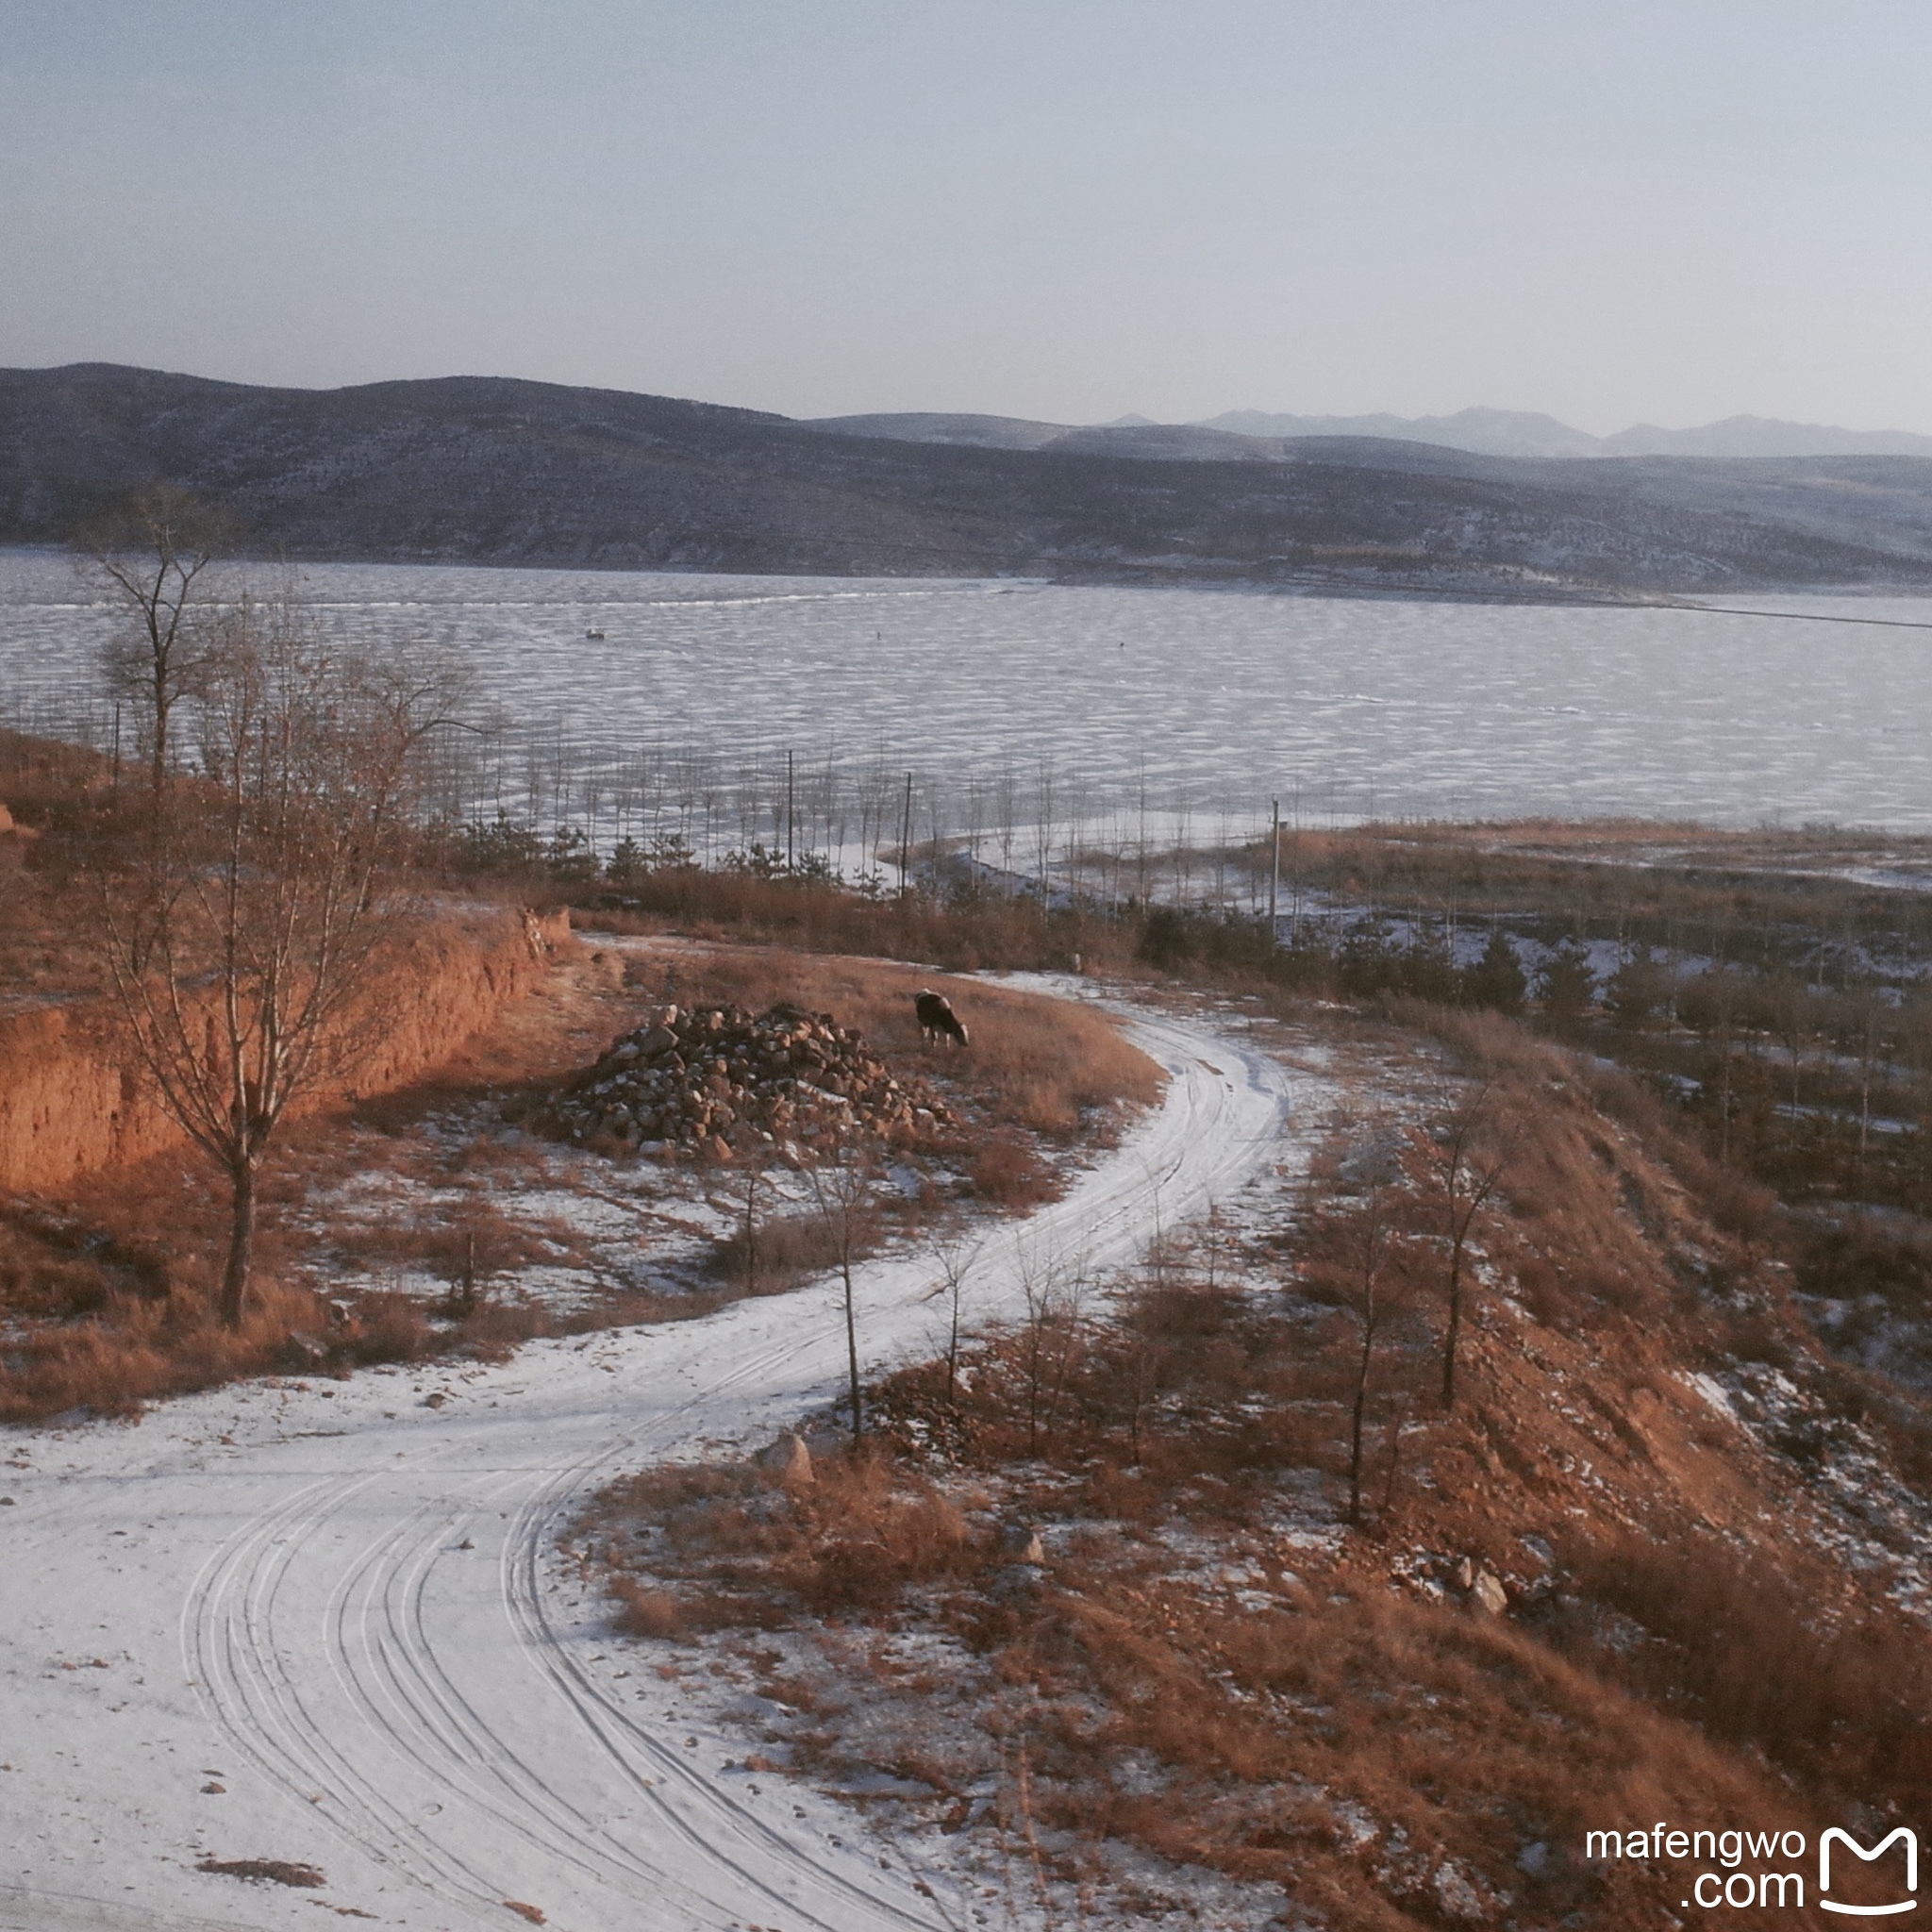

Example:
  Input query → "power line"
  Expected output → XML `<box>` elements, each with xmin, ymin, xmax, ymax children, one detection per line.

<box><xmin>1663</xmin><ymin>600</ymin><xmax>1932</xmax><ymax>633</ymax></box>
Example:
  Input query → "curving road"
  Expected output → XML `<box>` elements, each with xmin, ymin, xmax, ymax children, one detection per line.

<box><xmin>0</xmin><ymin>1000</ymin><xmax>1292</xmax><ymax>1932</ymax></box>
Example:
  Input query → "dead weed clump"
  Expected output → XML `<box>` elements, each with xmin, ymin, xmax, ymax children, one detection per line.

<box><xmin>325</xmin><ymin>1194</ymin><xmax>579</xmax><ymax>1291</ymax></box>
<box><xmin>707</xmin><ymin>1201</ymin><xmax>879</xmax><ymax>1296</ymax></box>
<box><xmin>965</xmin><ymin>1131</ymin><xmax>1057</xmax><ymax>1208</ymax></box>
<box><xmin>585</xmin><ymin>1450</ymin><xmax>986</xmax><ymax>1637</ymax></box>
<box><xmin>0</xmin><ymin>1278</ymin><xmax>325</xmax><ymax>1422</ymax></box>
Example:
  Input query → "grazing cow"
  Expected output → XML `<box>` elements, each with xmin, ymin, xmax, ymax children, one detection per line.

<box><xmin>914</xmin><ymin>989</ymin><xmax>968</xmax><ymax>1047</ymax></box>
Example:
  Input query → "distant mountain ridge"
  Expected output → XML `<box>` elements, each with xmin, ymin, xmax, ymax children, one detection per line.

<box><xmin>810</xmin><ymin>411</ymin><xmax>1286</xmax><ymax>463</ymax></box>
<box><xmin>1199</xmin><ymin>407</ymin><xmax>1932</xmax><ymax>461</ymax></box>
<box><xmin>8</xmin><ymin>361</ymin><xmax>1932</xmax><ymax>596</ymax></box>
<box><xmin>815</xmin><ymin>404</ymin><xmax>1932</xmax><ymax>464</ymax></box>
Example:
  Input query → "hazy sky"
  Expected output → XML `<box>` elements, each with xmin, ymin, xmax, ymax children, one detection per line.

<box><xmin>6</xmin><ymin>0</ymin><xmax>1932</xmax><ymax>430</ymax></box>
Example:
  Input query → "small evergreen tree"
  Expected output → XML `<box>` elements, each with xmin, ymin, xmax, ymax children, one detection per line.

<box><xmin>1536</xmin><ymin>939</ymin><xmax>1596</xmax><ymax>1020</ymax></box>
<box><xmin>456</xmin><ymin>813</ymin><xmax>545</xmax><ymax>873</ymax></box>
<box><xmin>1398</xmin><ymin>922</ymin><xmax>1459</xmax><ymax>1004</ymax></box>
<box><xmin>606</xmin><ymin>835</ymin><xmax>646</xmax><ymax>887</ymax></box>
<box><xmin>542</xmin><ymin>824</ymin><xmax>597</xmax><ymax>884</ymax></box>
<box><xmin>647</xmin><ymin>831</ymin><xmax>699</xmax><ymax>871</ymax></box>
<box><xmin>1338</xmin><ymin>914</ymin><xmax>1400</xmax><ymax>996</ymax></box>
<box><xmin>1138</xmin><ymin>905</ymin><xmax>1194</xmax><ymax>971</ymax></box>
<box><xmin>1461</xmin><ymin>928</ymin><xmax>1526</xmax><ymax>1013</ymax></box>
<box><xmin>1606</xmin><ymin>947</ymin><xmax>1672</xmax><ymax>1025</ymax></box>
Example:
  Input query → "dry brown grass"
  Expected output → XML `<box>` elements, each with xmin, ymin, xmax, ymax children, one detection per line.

<box><xmin>617</xmin><ymin>941</ymin><xmax>1161</xmax><ymax>1140</ymax></box>
<box><xmin>0</xmin><ymin>1237</ymin><xmax>675</xmax><ymax>1420</ymax></box>
<box><xmin>964</xmin><ymin>1131</ymin><xmax>1058</xmax><ymax>1207</ymax></box>
<box><xmin>0</xmin><ymin>1277</ymin><xmax>325</xmax><ymax>1421</ymax></box>
<box><xmin>583</xmin><ymin>1430</ymin><xmax>1857</xmax><ymax>1926</ymax></box>
<box><xmin>573</xmin><ymin>1012</ymin><xmax>1932</xmax><ymax>1924</ymax></box>
<box><xmin>0</xmin><ymin>731</ymin><xmax>119</xmax><ymax>1009</ymax></box>
<box><xmin>994</xmin><ymin>1575</ymin><xmax>1824</xmax><ymax>1925</ymax></box>
<box><xmin>324</xmin><ymin>1193</ymin><xmax>589</xmax><ymax>1288</ymax></box>
<box><xmin>1550</xmin><ymin>1529</ymin><xmax>1932</xmax><ymax>1807</ymax></box>
<box><xmin>706</xmin><ymin>1200</ymin><xmax>881</xmax><ymax>1296</ymax></box>
<box><xmin>588</xmin><ymin>1449</ymin><xmax>981</xmax><ymax>1637</ymax></box>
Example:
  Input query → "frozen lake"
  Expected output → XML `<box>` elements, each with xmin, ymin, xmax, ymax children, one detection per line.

<box><xmin>4</xmin><ymin>549</ymin><xmax>1931</xmax><ymax>834</ymax></box>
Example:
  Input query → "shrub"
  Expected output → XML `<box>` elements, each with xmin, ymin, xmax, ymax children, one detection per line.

<box><xmin>969</xmin><ymin>1133</ymin><xmax>1057</xmax><ymax>1207</ymax></box>
<box><xmin>708</xmin><ymin>1207</ymin><xmax>875</xmax><ymax>1294</ymax></box>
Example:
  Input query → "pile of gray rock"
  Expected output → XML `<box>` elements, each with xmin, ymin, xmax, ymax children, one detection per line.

<box><xmin>544</xmin><ymin>1002</ymin><xmax>952</xmax><ymax>1160</ymax></box>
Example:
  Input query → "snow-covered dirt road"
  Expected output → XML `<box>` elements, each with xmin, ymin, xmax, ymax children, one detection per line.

<box><xmin>0</xmin><ymin>1001</ymin><xmax>1293</xmax><ymax>1932</ymax></box>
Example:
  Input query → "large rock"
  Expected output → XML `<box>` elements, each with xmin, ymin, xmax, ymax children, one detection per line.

<box><xmin>755</xmin><ymin>1431</ymin><xmax>814</xmax><ymax>1486</ymax></box>
<box><xmin>999</xmin><ymin>1521</ymin><xmax>1046</xmax><ymax>1564</ymax></box>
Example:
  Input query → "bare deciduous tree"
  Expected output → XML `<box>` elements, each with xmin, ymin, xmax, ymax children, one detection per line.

<box><xmin>1307</xmin><ymin>1128</ymin><xmax>1408</xmax><ymax>1528</ymax></box>
<box><xmin>740</xmin><ymin>1161</ymin><xmax>764</xmax><ymax>1299</ymax></box>
<box><xmin>929</xmin><ymin>1235</ymin><xmax>978</xmax><ymax>1406</ymax></box>
<box><xmin>1341</xmin><ymin>1173</ymin><xmax>1395</xmax><ymax>1527</ymax></box>
<box><xmin>1015</xmin><ymin>1251</ymin><xmax>1089</xmax><ymax>1456</ymax></box>
<box><xmin>80</xmin><ymin>485</ymin><xmax>231</xmax><ymax>795</ymax></box>
<box><xmin>809</xmin><ymin>1157</ymin><xmax>877</xmax><ymax>1441</ymax></box>
<box><xmin>1424</xmin><ymin>1079</ymin><xmax>1514</xmax><ymax>1410</ymax></box>
<box><xmin>96</xmin><ymin>592</ymin><xmax>460</xmax><ymax>1326</ymax></box>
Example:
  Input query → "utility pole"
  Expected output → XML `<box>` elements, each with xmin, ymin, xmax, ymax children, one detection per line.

<box><xmin>1291</xmin><ymin>777</ymin><xmax>1302</xmax><ymax>942</ymax></box>
<box><xmin>1268</xmin><ymin>796</ymin><xmax>1280</xmax><ymax>947</ymax></box>
<box><xmin>785</xmin><ymin>748</ymin><xmax>795</xmax><ymax>872</ymax></box>
<box><xmin>900</xmin><ymin>771</ymin><xmax>914</xmax><ymax>900</ymax></box>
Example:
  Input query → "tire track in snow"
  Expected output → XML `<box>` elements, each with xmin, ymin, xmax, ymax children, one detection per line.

<box><xmin>176</xmin><ymin>1002</ymin><xmax>1293</xmax><ymax>1929</ymax></box>
<box><xmin>186</xmin><ymin>1469</ymin><xmax>510</xmax><ymax>1907</ymax></box>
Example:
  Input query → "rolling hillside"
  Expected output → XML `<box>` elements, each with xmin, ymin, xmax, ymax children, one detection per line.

<box><xmin>6</xmin><ymin>362</ymin><xmax>1932</xmax><ymax>594</ymax></box>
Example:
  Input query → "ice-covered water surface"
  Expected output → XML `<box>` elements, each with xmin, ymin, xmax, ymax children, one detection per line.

<box><xmin>4</xmin><ymin>549</ymin><xmax>1931</xmax><ymax>829</ymax></box>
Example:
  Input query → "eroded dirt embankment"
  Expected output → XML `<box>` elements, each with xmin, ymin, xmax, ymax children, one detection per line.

<box><xmin>0</xmin><ymin>905</ymin><xmax>570</xmax><ymax>1191</ymax></box>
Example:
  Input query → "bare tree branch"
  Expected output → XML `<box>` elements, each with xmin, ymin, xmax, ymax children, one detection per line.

<box><xmin>78</xmin><ymin>486</ymin><xmax>232</xmax><ymax>794</ymax></box>
<box><xmin>92</xmin><ymin>588</ymin><xmax>457</xmax><ymax>1326</ymax></box>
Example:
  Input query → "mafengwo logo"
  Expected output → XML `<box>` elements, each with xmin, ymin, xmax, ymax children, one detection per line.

<box><xmin>1584</xmin><ymin>1824</ymin><xmax>1917</xmax><ymax>1913</ymax></box>
<box><xmin>1820</xmin><ymin>1829</ymin><xmax>1917</xmax><ymax>1917</ymax></box>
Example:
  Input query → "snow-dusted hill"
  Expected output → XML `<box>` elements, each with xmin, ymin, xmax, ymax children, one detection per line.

<box><xmin>10</xmin><ymin>363</ymin><xmax>1932</xmax><ymax>592</ymax></box>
